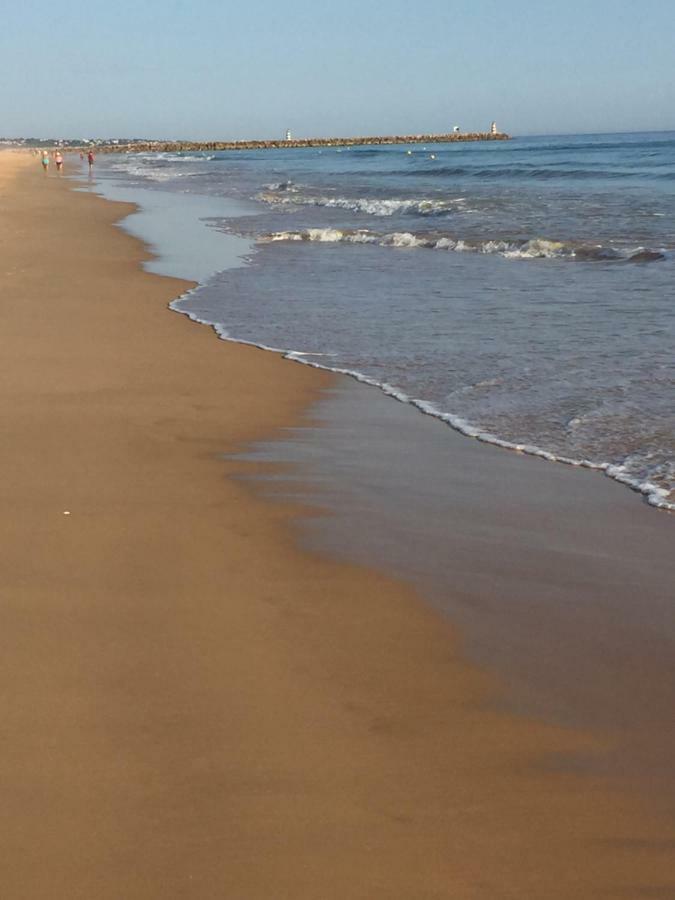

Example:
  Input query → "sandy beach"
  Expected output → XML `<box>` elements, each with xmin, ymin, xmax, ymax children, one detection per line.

<box><xmin>2</xmin><ymin>152</ymin><xmax>675</xmax><ymax>898</ymax></box>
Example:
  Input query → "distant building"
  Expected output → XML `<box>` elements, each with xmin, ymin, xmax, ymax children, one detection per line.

<box><xmin>453</xmin><ymin>125</ymin><xmax>461</xmax><ymax>133</ymax></box>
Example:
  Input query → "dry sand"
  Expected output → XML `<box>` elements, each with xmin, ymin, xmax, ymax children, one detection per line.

<box><xmin>1</xmin><ymin>152</ymin><xmax>674</xmax><ymax>898</ymax></box>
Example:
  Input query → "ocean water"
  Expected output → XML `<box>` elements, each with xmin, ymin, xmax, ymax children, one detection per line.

<box><xmin>99</xmin><ymin>133</ymin><xmax>675</xmax><ymax>509</ymax></box>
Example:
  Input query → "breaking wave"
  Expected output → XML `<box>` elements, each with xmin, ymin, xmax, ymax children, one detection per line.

<box><xmin>256</xmin><ymin>190</ymin><xmax>467</xmax><ymax>217</ymax></box>
<box><xmin>262</xmin><ymin>180</ymin><xmax>298</xmax><ymax>192</ymax></box>
<box><xmin>260</xmin><ymin>228</ymin><xmax>668</xmax><ymax>262</ymax></box>
<box><xmin>108</xmin><ymin>152</ymin><xmax>217</xmax><ymax>182</ymax></box>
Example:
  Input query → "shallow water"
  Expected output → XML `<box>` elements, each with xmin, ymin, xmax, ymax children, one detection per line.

<box><xmin>99</xmin><ymin>133</ymin><xmax>675</xmax><ymax>508</ymax></box>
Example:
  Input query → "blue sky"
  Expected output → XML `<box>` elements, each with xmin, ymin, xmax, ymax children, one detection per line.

<box><xmin>1</xmin><ymin>0</ymin><xmax>674</xmax><ymax>139</ymax></box>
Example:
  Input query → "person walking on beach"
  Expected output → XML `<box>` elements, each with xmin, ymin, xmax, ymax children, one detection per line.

<box><xmin>54</xmin><ymin>150</ymin><xmax>64</xmax><ymax>174</ymax></box>
<box><xmin>41</xmin><ymin>150</ymin><xmax>49</xmax><ymax>174</ymax></box>
<box><xmin>87</xmin><ymin>150</ymin><xmax>95</xmax><ymax>171</ymax></box>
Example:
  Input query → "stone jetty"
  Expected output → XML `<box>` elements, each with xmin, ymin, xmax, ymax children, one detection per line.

<box><xmin>96</xmin><ymin>132</ymin><xmax>509</xmax><ymax>154</ymax></box>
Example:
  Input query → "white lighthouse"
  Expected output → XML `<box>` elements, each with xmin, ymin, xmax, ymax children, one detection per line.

<box><xmin>285</xmin><ymin>129</ymin><xmax>292</xmax><ymax>141</ymax></box>
<box><xmin>490</xmin><ymin>121</ymin><xmax>498</xmax><ymax>135</ymax></box>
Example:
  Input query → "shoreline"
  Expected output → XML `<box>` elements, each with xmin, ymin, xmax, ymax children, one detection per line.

<box><xmin>2</xmin><ymin>152</ymin><xmax>675</xmax><ymax>897</ymax></box>
<box><xmin>172</xmin><ymin>299</ymin><xmax>675</xmax><ymax>511</ymax></box>
<box><xmin>91</xmin><ymin>153</ymin><xmax>673</xmax><ymax>515</ymax></box>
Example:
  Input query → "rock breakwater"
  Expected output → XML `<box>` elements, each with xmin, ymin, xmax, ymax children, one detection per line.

<box><xmin>96</xmin><ymin>132</ymin><xmax>509</xmax><ymax>153</ymax></box>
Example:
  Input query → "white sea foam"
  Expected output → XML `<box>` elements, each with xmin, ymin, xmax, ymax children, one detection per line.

<box><xmin>502</xmin><ymin>239</ymin><xmax>566</xmax><ymax>259</ymax></box>
<box><xmin>263</xmin><ymin>181</ymin><xmax>298</xmax><ymax>192</ymax></box>
<box><xmin>259</xmin><ymin>229</ymin><xmax>668</xmax><ymax>263</ymax></box>
<box><xmin>384</xmin><ymin>232</ymin><xmax>424</xmax><ymax>248</ymax></box>
<box><xmin>109</xmin><ymin>162</ymin><xmax>188</xmax><ymax>182</ymax></box>
<box><xmin>266</xmin><ymin>227</ymin><xmax>348</xmax><ymax>243</ymax></box>
<box><xmin>108</xmin><ymin>153</ymin><xmax>215</xmax><ymax>182</ymax></box>
<box><xmin>161</xmin><ymin>154</ymin><xmax>216</xmax><ymax>162</ymax></box>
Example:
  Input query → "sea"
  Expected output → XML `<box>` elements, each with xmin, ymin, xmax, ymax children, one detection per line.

<box><xmin>97</xmin><ymin>132</ymin><xmax>675</xmax><ymax>511</ymax></box>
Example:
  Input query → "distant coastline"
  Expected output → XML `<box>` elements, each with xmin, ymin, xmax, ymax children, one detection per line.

<box><xmin>94</xmin><ymin>132</ymin><xmax>510</xmax><ymax>153</ymax></box>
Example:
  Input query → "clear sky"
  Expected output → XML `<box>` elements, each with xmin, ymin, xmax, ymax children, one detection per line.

<box><xmin>2</xmin><ymin>0</ymin><xmax>674</xmax><ymax>139</ymax></box>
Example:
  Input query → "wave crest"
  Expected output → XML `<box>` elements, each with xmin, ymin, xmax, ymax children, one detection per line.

<box><xmin>256</xmin><ymin>191</ymin><xmax>466</xmax><ymax>217</ymax></box>
<box><xmin>260</xmin><ymin>229</ymin><xmax>667</xmax><ymax>262</ymax></box>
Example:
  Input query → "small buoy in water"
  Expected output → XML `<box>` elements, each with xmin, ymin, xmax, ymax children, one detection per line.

<box><xmin>430</xmin><ymin>154</ymin><xmax>436</xmax><ymax>160</ymax></box>
<box><xmin>406</xmin><ymin>150</ymin><xmax>412</xmax><ymax>155</ymax></box>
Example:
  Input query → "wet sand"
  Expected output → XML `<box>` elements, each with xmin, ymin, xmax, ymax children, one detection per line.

<box><xmin>248</xmin><ymin>379</ymin><xmax>675</xmax><ymax>811</ymax></box>
<box><xmin>1</xmin><ymin>152</ymin><xmax>675</xmax><ymax>898</ymax></box>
